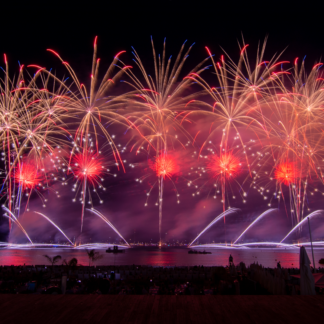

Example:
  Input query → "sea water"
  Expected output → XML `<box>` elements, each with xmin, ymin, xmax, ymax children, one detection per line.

<box><xmin>0</xmin><ymin>246</ymin><xmax>323</xmax><ymax>268</ymax></box>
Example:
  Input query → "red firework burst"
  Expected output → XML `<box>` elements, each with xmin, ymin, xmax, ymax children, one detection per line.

<box><xmin>207</xmin><ymin>152</ymin><xmax>241</xmax><ymax>178</ymax></box>
<box><xmin>14</xmin><ymin>164</ymin><xmax>43</xmax><ymax>190</ymax></box>
<box><xmin>150</xmin><ymin>155</ymin><xmax>178</xmax><ymax>179</ymax></box>
<box><xmin>274</xmin><ymin>162</ymin><xmax>297</xmax><ymax>186</ymax></box>
<box><xmin>71</xmin><ymin>152</ymin><xmax>104</xmax><ymax>186</ymax></box>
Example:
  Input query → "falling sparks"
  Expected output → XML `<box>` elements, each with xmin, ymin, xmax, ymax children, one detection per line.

<box><xmin>2</xmin><ymin>36</ymin><xmax>324</xmax><ymax>246</ymax></box>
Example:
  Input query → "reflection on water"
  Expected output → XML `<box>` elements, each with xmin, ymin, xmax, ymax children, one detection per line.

<box><xmin>0</xmin><ymin>247</ymin><xmax>323</xmax><ymax>268</ymax></box>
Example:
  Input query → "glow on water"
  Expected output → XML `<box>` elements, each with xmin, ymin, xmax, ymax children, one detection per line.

<box><xmin>0</xmin><ymin>247</ymin><xmax>323</xmax><ymax>268</ymax></box>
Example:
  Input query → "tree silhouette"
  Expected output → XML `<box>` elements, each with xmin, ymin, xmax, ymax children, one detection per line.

<box><xmin>43</xmin><ymin>255</ymin><xmax>62</xmax><ymax>270</ymax></box>
<box><xmin>86</xmin><ymin>249</ymin><xmax>103</xmax><ymax>266</ymax></box>
<box><xmin>63</xmin><ymin>257</ymin><xmax>79</xmax><ymax>272</ymax></box>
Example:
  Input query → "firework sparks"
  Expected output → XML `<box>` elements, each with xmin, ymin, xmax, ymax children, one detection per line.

<box><xmin>14</xmin><ymin>163</ymin><xmax>43</xmax><ymax>191</ymax></box>
<box><xmin>150</xmin><ymin>155</ymin><xmax>179</xmax><ymax>179</ymax></box>
<box><xmin>69</xmin><ymin>139</ymin><xmax>119</xmax><ymax>231</ymax></box>
<box><xmin>121</xmin><ymin>38</ymin><xmax>208</xmax><ymax>246</ymax></box>
<box><xmin>47</xmin><ymin>37</ymin><xmax>129</xmax><ymax>169</ymax></box>
<box><xmin>1</xmin><ymin>37</ymin><xmax>324</xmax><ymax>247</ymax></box>
<box><xmin>274</xmin><ymin>162</ymin><xmax>298</xmax><ymax>186</ymax></box>
<box><xmin>207</xmin><ymin>152</ymin><xmax>241</xmax><ymax>179</ymax></box>
<box><xmin>72</xmin><ymin>152</ymin><xmax>104</xmax><ymax>186</ymax></box>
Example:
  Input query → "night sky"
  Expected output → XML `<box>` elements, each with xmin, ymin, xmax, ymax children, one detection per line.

<box><xmin>1</xmin><ymin>0</ymin><xmax>324</xmax><ymax>244</ymax></box>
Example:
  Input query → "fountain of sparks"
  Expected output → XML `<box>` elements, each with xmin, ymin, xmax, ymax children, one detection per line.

<box><xmin>189</xmin><ymin>209</ymin><xmax>324</xmax><ymax>249</ymax></box>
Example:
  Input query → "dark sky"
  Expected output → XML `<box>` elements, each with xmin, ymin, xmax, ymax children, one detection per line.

<box><xmin>1</xmin><ymin>0</ymin><xmax>324</xmax><ymax>244</ymax></box>
<box><xmin>2</xmin><ymin>1</ymin><xmax>324</xmax><ymax>69</ymax></box>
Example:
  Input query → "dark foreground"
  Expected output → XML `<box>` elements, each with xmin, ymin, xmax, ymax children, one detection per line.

<box><xmin>0</xmin><ymin>295</ymin><xmax>323</xmax><ymax>323</ymax></box>
<box><xmin>2</xmin><ymin>263</ymin><xmax>324</xmax><ymax>295</ymax></box>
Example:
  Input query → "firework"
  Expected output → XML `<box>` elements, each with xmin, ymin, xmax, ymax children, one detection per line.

<box><xmin>72</xmin><ymin>151</ymin><xmax>105</xmax><ymax>186</ymax></box>
<box><xmin>34</xmin><ymin>211</ymin><xmax>73</xmax><ymax>245</ymax></box>
<box><xmin>150</xmin><ymin>154</ymin><xmax>179</xmax><ymax>179</ymax></box>
<box><xmin>87</xmin><ymin>208</ymin><xmax>130</xmax><ymax>246</ymax></box>
<box><xmin>274</xmin><ymin>162</ymin><xmax>299</xmax><ymax>186</ymax></box>
<box><xmin>14</xmin><ymin>163</ymin><xmax>42</xmax><ymax>191</ymax></box>
<box><xmin>181</xmin><ymin>39</ymin><xmax>288</xmax><ymax>212</ymax></box>
<box><xmin>251</xmin><ymin>59</ymin><xmax>324</xmax><ymax>226</ymax></box>
<box><xmin>47</xmin><ymin>37</ymin><xmax>129</xmax><ymax>168</ymax></box>
<box><xmin>1</xmin><ymin>36</ymin><xmax>324</xmax><ymax>247</ymax></box>
<box><xmin>207</xmin><ymin>152</ymin><xmax>241</xmax><ymax>211</ymax></box>
<box><xmin>120</xmin><ymin>39</ymin><xmax>209</xmax><ymax>246</ymax></box>
<box><xmin>69</xmin><ymin>137</ymin><xmax>119</xmax><ymax>231</ymax></box>
<box><xmin>188</xmin><ymin>208</ymin><xmax>239</xmax><ymax>246</ymax></box>
<box><xmin>0</xmin><ymin>59</ymin><xmax>70</xmax><ymax>228</ymax></box>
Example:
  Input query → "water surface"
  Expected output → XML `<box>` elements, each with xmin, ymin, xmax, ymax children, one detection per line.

<box><xmin>1</xmin><ymin>246</ymin><xmax>324</xmax><ymax>268</ymax></box>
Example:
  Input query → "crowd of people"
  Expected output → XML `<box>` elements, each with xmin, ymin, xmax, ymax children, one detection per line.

<box><xmin>1</xmin><ymin>258</ymin><xmax>323</xmax><ymax>295</ymax></box>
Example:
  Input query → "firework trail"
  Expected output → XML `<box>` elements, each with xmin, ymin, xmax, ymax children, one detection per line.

<box><xmin>0</xmin><ymin>58</ymin><xmax>69</xmax><ymax>228</ymax></box>
<box><xmin>13</xmin><ymin>162</ymin><xmax>44</xmax><ymax>216</ymax></box>
<box><xmin>47</xmin><ymin>37</ymin><xmax>130</xmax><ymax>169</ymax></box>
<box><xmin>233</xmin><ymin>208</ymin><xmax>278</xmax><ymax>244</ymax></box>
<box><xmin>87</xmin><ymin>208</ymin><xmax>130</xmax><ymax>246</ymax></box>
<box><xmin>121</xmin><ymin>38</ymin><xmax>209</xmax><ymax>246</ymax></box>
<box><xmin>280</xmin><ymin>210</ymin><xmax>324</xmax><ymax>243</ymax></box>
<box><xmin>251</xmin><ymin>59</ymin><xmax>324</xmax><ymax>226</ymax></box>
<box><xmin>182</xmin><ymin>39</ymin><xmax>288</xmax><ymax>215</ymax></box>
<box><xmin>69</xmin><ymin>138</ymin><xmax>119</xmax><ymax>231</ymax></box>
<box><xmin>187</xmin><ymin>138</ymin><xmax>250</xmax><ymax>221</ymax></box>
<box><xmin>207</xmin><ymin>151</ymin><xmax>241</xmax><ymax>212</ymax></box>
<box><xmin>188</xmin><ymin>208</ymin><xmax>240</xmax><ymax>246</ymax></box>
<box><xmin>2</xmin><ymin>207</ymin><xmax>33</xmax><ymax>244</ymax></box>
<box><xmin>1</xmin><ymin>37</ymin><xmax>324</xmax><ymax>246</ymax></box>
<box><xmin>34</xmin><ymin>211</ymin><xmax>73</xmax><ymax>245</ymax></box>
<box><xmin>148</xmin><ymin>154</ymin><xmax>180</xmax><ymax>244</ymax></box>
<box><xmin>0</xmin><ymin>57</ymin><xmax>30</xmax><ymax>228</ymax></box>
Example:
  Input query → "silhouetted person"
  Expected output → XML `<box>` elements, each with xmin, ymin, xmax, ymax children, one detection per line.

<box><xmin>110</xmin><ymin>271</ymin><xmax>115</xmax><ymax>280</ymax></box>
<box><xmin>229</xmin><ymin>254</ymin><xmax>234</xmax><ymax>266</ymax></box>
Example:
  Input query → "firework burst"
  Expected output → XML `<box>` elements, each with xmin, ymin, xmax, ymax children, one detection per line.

<box><xmin>2</xmin><ymin>37</ymin><xmax>324</xmax><ymax>246</ymax></box>
<box><xmin>69</xmin><ymin>136</ymin><xmax>120</xmax><ymax>231</ymax></box>
<box><xmin>47</xmin><ymin>37</ymin><xmax>130</xmax><ymax>169</ymax></box>
<box><xmin>14</xmin><ymin>163</ymin><xmax>43</xmax><ymax>191</ymax></box>
<box><xmin>120</xmin><ymin>39</ymin><xmax>208</xmax><ymax>246</ymax></box>
<box><xmin>150</xmin><ymin>154</ymin><xmax>179</xmax><ymax>179</ymax></box>
<box><xmin>207</xmin><ymin>152</ymin><xmax>241</xmax><ymax>179</ymax></box>
<box><xmin>274</xmin><ymin>162</ymin><xmax>298</xmax><ymax>186</ymax></box>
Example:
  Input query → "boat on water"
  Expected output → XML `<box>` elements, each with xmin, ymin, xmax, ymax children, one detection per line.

<box><xmin>188</xmin><ymin>250</ymin><xmax>212</xmax><ymax>254</ymax></box>
<box><xmin>106</xmin><ymin>246</ymin><xmax>125</xmax><ymax>253</ymax></box>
